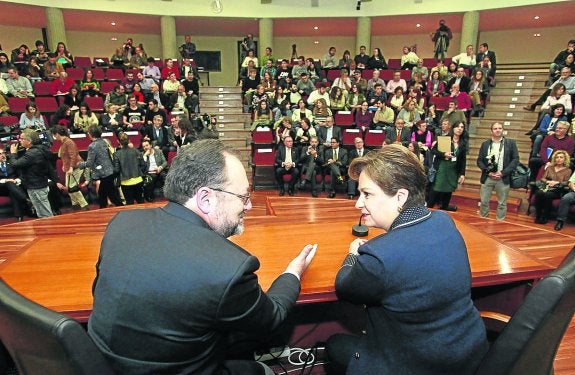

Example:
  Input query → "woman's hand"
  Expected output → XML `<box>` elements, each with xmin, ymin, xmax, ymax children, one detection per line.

<box><xmin>458</xmin><ymin>175</ymin><xmax>465</xmax><ymax>185</ymax></box>
<box><xmin>349</xmin><ymin>238</ymin><xmax>367</xmax><ymax>256</ymax></box>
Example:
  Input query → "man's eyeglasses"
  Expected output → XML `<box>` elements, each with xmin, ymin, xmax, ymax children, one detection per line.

<box><xmin>211</xmin><ymin>188</ymin><xmax>251</xmax><ymax>205</ymax></box>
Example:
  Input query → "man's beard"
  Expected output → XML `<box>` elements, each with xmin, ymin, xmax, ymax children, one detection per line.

<box><xmin>213</xmin><ymin>208</ymin><xmax>245</xmax><ymax>238</ymax></box>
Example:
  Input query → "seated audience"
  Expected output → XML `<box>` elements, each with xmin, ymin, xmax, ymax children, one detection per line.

<box><xmin>5</xmin><ymin>68</ymin><xmax>34</xmax><ymax>98</ymax></box>
<box><xmin>355</xmin><ymin>101</ymin><xmax>373</xmax><ymax>133</ymax></box>
<box><xmin>388</xmin><ymin>86</ymin><xmax>405</xmax><ymax>114</ymax></box>
<box><xmin>142</xmin><ymin>57</ymin><xmax>161</xmax><ymax>82</ymax></box>
<box><xmin>101</xmin><ymin>104</ymin><xmax>122</xmax><ymax>133</ymax></box>
<box><xmin>426</xmin><ymin>70</ymin><xmax>446</xmax><ymax>98</ymax></box>
<box><xmin>55</xmin><ymin>42</ymin><xmax>73</xmax><ymax>68</ymax></box>
<box><xmin>312</xmin><ymin>98</ymin><xmax>332</xmax><ymax>126</ymax></box>
<box><xmin>385</xmin><ymin>70</ymin><xmax>407</xmax><ymax>95</ymax></box>
<box><xmin>274</xmin><ymin>136</ymin><xmax>300</xmax><ymax>196</ymax></box>
<box><xmin>367</xmin><ymin>47</ymin><xmax>387</xmax><ymax>70</ymax></box>
<box><xmin>396</xmin><ymin>99</ymin><xmax>421</xmax><ymax>128</ymax></box>
<box><xmin>440</xmin><ymin>100</ymin><xmax>466</xmax><ymax>127</ymax></box>
<box><xmin>322</xmin><ymin>47</ymin><xmax>338</xmax><ymax>69</ymax></box>
<box><xmin>530</xmin><ymin>104</ymin><xmax>569</xmax><ymax>158</ymax></box>
<box><xmin>532</xmin><ymin>150</ymin><xmax>572</xmax><ymax>225</ymax></box>
<box><xmin>114</xmin><ymin>132</ymin><xmax>145</xmax><ymax>205</ymax></box>
<box><xmin>411</xmin><ymin>58</ymin><xmax>429</xmax><ymax>80</ymax></box>
<box><xmin>385</xmin><ymin>118</ymin><xmax>411</xmax><ymax>147</ymax></box>
<box><xmin>250</xmin><ymin>100</ymin><xmax>273</xmax><ymax>131</ymax></box>
<box><xmin>122</xmin><ymin>95</ymin><xmax>145</xmax><ymax>130</ymax></box>
<box><xmin>323</xmin><ymin>137</ymin><xmax>348</xmax><ymax>198</ymax></box>
<box><xmin>354</xmin><ymin>45</ymin><xmax>369</xmax><ymax>70</ymax></box>
<box><xmin>347</xmin><ymin>84</ymin><xmax>366</xmax><ymax>113</ymax></box>
<box><xmin>80</xmin><ymin>70</ymin><xmax>101</xmax><ymax>99</ymax></box>
<box><xmin>411</xmin><ymin>119</ymin><xmax>433</xmax><ymax>150</ymax></box>
<box><xmin>141</xmin><ymin>139</ymin><xmax>167</xmax><ymax>202</ymax></box>
<box><xmin>468</xmin><ymin>70</ymin><xmax>490</xmax><ymax>116</ymax></box>
<box><xmin>446</xmin><ymin>66</ymin><xmax>471</xmax><ymax>93</ymax></box>
<box><xmin>329</xmin><ymin>86</ymin><xmax>347</xmax><ymax>111</ymax></box>
<box><xmin>161</xmin><ymin>59</ymin><xmax>180</xmax><ymax>80</ymax></box>
<box><xmin>19</xmin><ymin>102</ymin><xmax>45</xmax><ymax>131</ymax></box>
<box><xmin>274</xmin><ymin>117</ymin><xmax>296</xmax><ymax>146</ymax></box>
<box><xmin>50</xmin><ymin>104</ymin><xmax>73</xmax><ymax>128</ymax></box>
<box><xmin>307</xmin><ymin>84</ymin><xmax>331</xmax><ymax>108</ymax></box>
<box><xmin>452</xmin><ymin>44</ymin><xmax>476</xmax><ymax>71</ymax></box>
<box><xmin>299</xmin><ymin>136</ymin><xmax>324</xmax><ymax>197</ymax></box>
<box><xmin>400</xmin><ymin>46</ymin><xmax>419</xmax><ymax>70</ymax></box>
<box><xmin>448</xmin><ymin>84</ymin><xmax>472</xmax><ymax>112</ymax></box>
<box><xmin>295</xmin><ymin>118</ymin><xmax>317</xmax><ymax>147</ymax></box>
<box><xmin>72</xmin><ymin>102</ymin><xmax>99</xmax><ymax>134</ymax></box>
<box><xmin>372</xmin><ymin>100</ymin><xmax>394</xmax><ymax>130</ymax></box>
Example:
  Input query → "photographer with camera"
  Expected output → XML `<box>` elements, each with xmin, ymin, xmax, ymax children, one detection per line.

<box><xmin>477</xmin><ymin>122</ymin><xmax>519</xmax><ymax>221</ymax></box>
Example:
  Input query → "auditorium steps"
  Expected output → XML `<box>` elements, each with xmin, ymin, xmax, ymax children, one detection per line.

<box><xmin>464</xmin><ymin>68</ymin><xmax>551</xmax><ymax>210</ymax></box>
<box><xmin>199</xmin><ymin>86</ymin><xmax>252</xmax><ymax>169</ymax></box>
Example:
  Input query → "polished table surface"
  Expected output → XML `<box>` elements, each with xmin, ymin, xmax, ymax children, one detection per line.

<box><xmin>0</xmin><ymin>197</ymin><xmax>557</xmax><ymax>321</ymax></box>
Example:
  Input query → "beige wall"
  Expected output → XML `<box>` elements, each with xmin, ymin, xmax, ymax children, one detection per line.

<box><xmin>479</xmin><ymin>25</ymin><xmax>573</xmax><ymax>64</ymax></box>
<box><xmin>274</xmin><ymin>36</ymin><xmax>356</xmax><ymax>62</ymax></box>
<box><xmin>372</xmin><ymin>33</ymin><xmax>462</xmax><ymax>60</ymax></box>
<box><xmin>67</xmin><ymin>31</ymin><xmax>162</xmax><ymax>59</ymax></box>
<box><xmin>0</xmin><ymin>25</ymin><xmax>43</xmax><ymax>52</ymax></box>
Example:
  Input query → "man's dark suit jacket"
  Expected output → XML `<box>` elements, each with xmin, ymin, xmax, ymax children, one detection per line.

<box><xmin>275</xmin><ymin>145</ymin><xmax>300</xmax><ymax>168</ymax></box>
<box><xmin>88</xmin><ymin>203</ymin><xmax>301</xmax><ymax>374</ymax></box>
<box><xmin>476</xmin><ymin>50</ymin><xmax>497</xmax><ymax>72</ymax></box>
<box><xmin>385</xmin><ymin>126</ymin><xmax>411</xmax><ymax>147</ymax></box>
<box><xmin>317</xmin><ymin>125</ymin><xmax>343</xmax><ymax>146</ymax></box>
<box><xmin>476</xmin><ymin>138</ymin><xmax>519</xmax><ymax>185</ymax></box>
<box><xmin>447</xmin><ymin>76</ymin><xmax>471</xmax><ymax>93</ymax></box>
<box><xmin>143</xmin><ymin>125</ymin><xmax>170</xmax><ymax>149</ymax></box>
<box><xmin>323</xmin><ymin>147</ymin><xmax>349</xmax><ymax>173</ymax></box>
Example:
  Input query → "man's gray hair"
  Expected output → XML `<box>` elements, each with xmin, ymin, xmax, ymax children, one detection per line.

<box><xmin>164</xmin><ymin>139</ymin><xmax>240</xmax><ymax>205</ymax></box>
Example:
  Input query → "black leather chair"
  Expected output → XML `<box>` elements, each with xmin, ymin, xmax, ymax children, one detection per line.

<box><xmin>0</xmin><ymin>278</ymin><xmax>115</xmax><ymax>375</ymax></box>
<box><xmin>475</xmin><ymin>246</ymin><xmax>575</xmax><ymax>375</ymax></box>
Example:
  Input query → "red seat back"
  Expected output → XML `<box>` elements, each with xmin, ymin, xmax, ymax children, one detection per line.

<box><xmin>334</xmin><ymin>111</ymin><xmax>354</xmax><ymax>127</ymax></box>
<box><xmin>92</xmin><ymin>68</ymin><xmax>106</xmax><ymax>81</ymax></box>
<box><xmin>252</xmin><ymin>128</ymin><xmax>273</xmax><ymax>144</ymax></box>
<box><xmin>361</xmin><ymin>69</ymin><xmax>374</xmax><ymax>80</ymax></box>
<box><xmin>74</xmin><ymin>56</ymin><xmax>92</xmax><ymax>69</ymax></box>
<box><xmin>35</xmin><ymin>97</ymin><xmax>59</xmax><ymax>113</ymax></box>
<box><xmin>343</xmin><ymin>128</ymin><xmax>362</xmax><ymax>147</ymax></box>
<box><xmin>387</xmin><ymin>59</ymin><xmax>401</xmax><ymax>70</ymax></box>
<box><xmin>105</xmin><ymin>69</ymin><xmax>124</xmax><ymax>81</ymax></box>
<box><xmin>364</xmin><ymin>129</ymin><xmax>386</xmax><ymax>147</ymax></box>
<box><xmin>326</xmin><ymin>70</ymin><xmax>340</xmax><ymax>83</ymax></box>
<box><xmin>66</xmin><ymin>67</ymin><xmax>85</xmax><ymax>81</ymax></box>
<box><xmin>0</xmin><ymin>116</ymin><xmax>19</xmax><ymax>127</ymax></box>
<box><xmin>429</xmin><ymin>96</ymin><xmax>452</xmax><ymax>111</ymax></box>
<box><xmin>33</xmin><ymin>81</ymin><xmax>53</xmax><ymax>96</ymax></box>
<box><xmin>69</xmin><ymin>133</ymin><xmax>91</xmax><ymax>151</ymax></box>
<box><xmin>83</xmin><ymin>96</ymin><xmax>104</xmax><ymax>112</ymax></box>
<box><xmin>167</xmin><ymin>151</ymin><xmax>177</xmax><ymax>165</ymax></box>
<box><xmin>252</xmin><ymin>147</ymin><xmax>275</xmax><ymax>166</ymax></box>
<box><xmin>100</xmin><ymin>81</ymin><xmax>117</xmax><ymax>95</ymax></box>
<box><xmin>7</xmin><ymin>98</ymin><xmax>29</xmax><ymax>114</ymax></box>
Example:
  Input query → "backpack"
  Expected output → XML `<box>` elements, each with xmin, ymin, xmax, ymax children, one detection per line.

<box><xmin>510</xmin><ymin>163</ymin><xmax>530</xmax><ymax>189</ymax></box>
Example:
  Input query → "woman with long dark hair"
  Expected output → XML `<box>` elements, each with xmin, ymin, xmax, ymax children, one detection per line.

<box><xmin>427</xmin><ymin>121</ymin><xmax>467</xmax><ymax>211</ymax></box>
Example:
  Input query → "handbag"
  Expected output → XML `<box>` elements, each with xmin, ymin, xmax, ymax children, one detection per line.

<box><xmin>426</xmin><ymin>149</ymin><xmax>436</xmax><ymax>184</ymax></box>
<box><xmin>67</xmin><ymin>173</ymin><xmax>81</xmax><ymax>193</ymax></box>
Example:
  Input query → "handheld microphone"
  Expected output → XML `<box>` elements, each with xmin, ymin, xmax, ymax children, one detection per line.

<box><xmin>352</xmin><ymin>214</ymin><xmax>369</xmax><ymax>237</ymax></box>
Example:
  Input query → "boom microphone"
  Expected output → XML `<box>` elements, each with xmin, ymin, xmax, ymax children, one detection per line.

<box><xmin>352</xmin><ymin>214</ymin><xmax>369</xmax><ymax>237</ymax></box>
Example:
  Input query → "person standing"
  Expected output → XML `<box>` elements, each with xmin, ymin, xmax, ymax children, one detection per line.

<box><xmin>431</xmin><ymin>20</ymin><xmax>453</xmax><ymax>60</ymax></box>
<box><xmin>0</xmin><ymin>147</ymin><xmax>30</xmax><ymax>221</ymax></box>
<box><xmin>88</xmin><ymin>139</ymin><xmax>316</xmax><ymax>374</ymax></box>
<box><xmin>8</xmin><ymin>130</ymin><xmax>63</xmax><ymax>218</ymax></box>
<box><xmin>428</xmin><ymin>121</ymin><xmax>467</xmax><ymax>211</ymax></box>
<box><xmin>326</xmin><ymin>145</ymin><xmax>488</xmax><ymax>374</ymax></box>
<box><xmin>78</xmin><ymin>125</ymin><xmax>124</xmax><ymax>209</ymax></box>
<box><xmin>477</xmin><ymin>123</ymin><xmax>519</xmax><ymax>221</ymax></box>
<box><xmin>178</xmin><ymin>35</ymin><xmax>196</xmax><ymax>59</ymax></box>
<box><xmin>51</xmin><ymin>126</ymin><xmax>89</xmax><ymax>211</ymax></box>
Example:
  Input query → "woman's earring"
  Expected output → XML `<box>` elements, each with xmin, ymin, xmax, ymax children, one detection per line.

<box><xmin>397</xmin><ymin>205</ymin><xmax>403</xmax><ymax>213</ymax></box>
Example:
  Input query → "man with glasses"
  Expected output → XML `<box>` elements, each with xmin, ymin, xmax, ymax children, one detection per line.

<box><xmin>88</xmin><ymin>139</ymin><xmax>316</xmax><ymax>374</ymax></box>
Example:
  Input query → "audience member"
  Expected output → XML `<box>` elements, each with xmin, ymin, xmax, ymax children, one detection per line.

<box><xmin>452</xmin><ymin>44</ymin><xmax>476</xmax><ymax>70</ymax></box>
<box><xmin>448</xmin><ymin>84</ymin><xmax>472</xmax><ymax>112</ymax></box>
<box><xmin>411</xmin><ymin>58</ymin><xmax>429</xmax><ymax>80</ymax></box>
<box><xmin>372</xmin><ymin>99</ymin><xmax>394</xmax><ymax>130</ymax></box>
<box><xmin>295</xmin><ymin>117</ymin><xmax>316</xmax><ymax>147</ymax></box>
<box><xmin>324</xmin><ymin>137</ymin><xmax>348</xmax><ymax>198</ymax></box>
<box><xmin>385</xmin><ymin>70</ymin><xmax>407</xmax><ymax>95</ymax></box>
<box><xmin>400</xmin><ymin>46</ymin><xmax>419</xmax><ymax>70</ymax></box>
<box><xmin>475</xmin><ymin>43</ymin><xmax>497</xmax><ymax>76</ymax></box>
<box><xmin>299</xmin><ymin>136</ymin><xmax>323</xmax><ymax>197</ymax></box>
<box><xmin>50</xmin><ymin>126</ymin><xmax>90</xmax><ymax>211</ymax></box>
<box><xmin>346</xmin><ymin>137</ymin><xmax>367</xmax><ymax>199</ymax></box>
<box><xmin>55</xmin><ymin>42</ymin><xmax>73</xmax><ymax>68</ymax></box>
<box><xmin>122</xmin><ymin>95</ymin><xmax>145</xmax><ymax>130</ymax></box>
<box><xmin>50</xmin><ymin>71</ymin><xmax>75</xmax><ymax>96</ymax></box>
<box><xmin>307</xmin><ymin>84</ymin><xmax>331</xmax><ymax>108</ymax></box>
<box><xmin>385</xmin><ymin>118</ymin><xmax>411</xmax><ymax>147</ymax></box>
<box><xmin>317</xmin><ymin>116</ymin><xmax>341</xmax><ymax>148</ymax></box>
<box><xmin>548</xmin><ymin>39</ymin><xmax>575</xmax><ymax>85</ymax></box>
<box><xmin>354</xmin><ymin>45</ymin><xmax>369</xmax><ymax>70</ymax></box>
<box><xmin>8</xmin><ymin>130</ymin><xmax>62</xmax><ymax>218</ymax></box>
<box><xmin>554</xmin><ymin>169</ymin><xmax>575</xmax><ymax>231</ymax></box>
<box><xmin>428</xmin><ymin>121</ymin><xmax>466</xmax><ymax>211</ymax></box>
<box><xmin>322</xmin><ymin>47</ymin><xmax>338</xmax><ymax>69</ymax></box>
<box><xmin>525</xmin><ymin>67</ymin><xmax>575</xmax><ymax>112</ymax></box>
<box><xmin>259</xmin><ymin>47</ymin><xmax>275</xmax><ymax>69</ymax></box>
<box><xmin>431</xmin><ymin>19</ymin><xmax>453</xmax><ymax>60</ymax></box>
<box><xmin>530</xmin><ymin>103</ymin><xmax>568</xmax><ymax>158</ymax></box>
<box><xmin>346</xmin><ymin>84</ymin><xmax>366</xmax><ymax>112</ymax></box>
<box><xmin>0</xmin><ymin>147</ymin><xmax>30</xmax><ymax>221</ymax></box>
<box><xmin>532</xmin><ymin>150</ymin><xmax>571</xmax><ymax>225</ymax></box>
<box><xmin>275</xmin><ymin>136</ymin><xmax>299</xmax><ymax>196</ymax></box>
<box><xmin>72</xmin><ymin>102</ymin><xmax>99</xmax><ymax>134</ymax></box>
<box><xmin>178</xmin><ymin>34</ymin><xmax>197</xmax><ymax>59</ymax></box>
<box><xmin>440</xmin><ymin>99</ymin><xmax>466</xmax><ymax>126</ymax></box>
<box><xmin>5</xmin><ymin>67</ymin><xmax>34</xmax><ymax>98</ymax></box>
<box><xmin>18</xmin><ymin>102</ymin><xmax>45</xmax><ymax>131</ymax></box>
<box><xmin>477</xmin><ymin>122</ymin><xmax>519</xmax><ymax>221</ymax></box>
<box><xmin>80</xmin><ymin>70</ymin><xmax>101</xmax><ymax>98</ymax></box>
<box><xmin>105</xmin><ymin>84</ymin><xmax>128</xmax><ymax>110</ymax></box>
<box><xmin>355</xmin><ymin>101</ymin><xmax>373</xmax><ymax>132</ymax></box>
<box><xmin>446</xmin><ymin>66</ymin><xmax>471</xmax><ymax>93</ymax></box>
<box><xmin>367</xmin><ymin>47</ymin><xmax>387</xmax><ymax>70</ymax></box>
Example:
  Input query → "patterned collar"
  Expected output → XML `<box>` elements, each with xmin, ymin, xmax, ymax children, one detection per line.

<box><xmin>389</xmin><ymin>205</ymin><xmax>431</xmax><ymax>231</ymax></box>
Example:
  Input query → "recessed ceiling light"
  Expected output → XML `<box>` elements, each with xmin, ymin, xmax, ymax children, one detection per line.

<box><xmin>534</xmin><ymin>16</ymin><xmax>540</xmax><ymax>20</ymax></box>
<box><xmin>416</xmin><ymin>23</ymin><xmax>421</xmax><ymax>28</ymax></box>
<box><xmin>313</xmin><ymin>26</ymin><xmax>319</xmax><ymax>30</ymax></box>
<box><xmin>533</xmin><ymin>33</ymin><xmax>541</xmax><ymax>37</ymax></box>
<box><xmin>111</xmin><ymin>22</ymin><xmax>116</xmax><ymax>26</ymax></box>
<box><xmin>314</xmin><ymin>41</ymin><xmax>319</xmax><ymax>44</ymax></box>
<box><xmin>111</xmin><ymin>37</ymin><xmax>118</xmax><ymax>41</ymax></box>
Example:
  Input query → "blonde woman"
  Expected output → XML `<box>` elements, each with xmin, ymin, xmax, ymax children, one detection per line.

<box><xmin>533</xmin><ymin>150</ymin><xmax>572</xmax><ymax>224</ymax></box>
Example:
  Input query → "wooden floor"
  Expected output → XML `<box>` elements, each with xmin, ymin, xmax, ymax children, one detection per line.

<box><xmin>0</xmin><ymin>190</ymin><xmax>574</xmax><ymax>374</ymax></box>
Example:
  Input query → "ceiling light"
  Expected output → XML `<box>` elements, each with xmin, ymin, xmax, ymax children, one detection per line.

<box><xmin>416</xmin><ymin>23</ymin><xmax>421</xmax><ymax>28</ymax></box>
<box><xmin>534</xmin><ymin>16</ymin><xmax>540</xmax><ymax>20</ymax></box>
<box><xmin>111</xmin><ymin>22</ymin><xmax>116</xmax><ymax>26</ymax></box>
<box><xmin>211</xmin><ymin>0</ymin><xmax>223</xmax><ymax>14</ymax></box>
<box><xmin>314</xmin><ymin>41</ymin><xmax>319</xmax><ymax>44</ymax></box>
<box><xmin>313</xmin><ymin>26</ymin><xmax>319</xmax><ymax>30</ymax></box>
<box><xmin>111</xmin><ymin>37</ymin><xmax>118</xmax><ymax>41</ymax></box>
<box><xmin>533</xmin><ymin>33</ymin><xmax>541</xmax><ymax>37</ymax></box>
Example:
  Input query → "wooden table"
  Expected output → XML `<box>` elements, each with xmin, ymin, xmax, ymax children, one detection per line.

<box><xmin>0</xmin><ymin>197</ymin><xmax>554</xmax><ymax>322</ymax></box>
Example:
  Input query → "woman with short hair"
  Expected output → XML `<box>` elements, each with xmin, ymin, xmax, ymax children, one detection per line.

<box><xmin>326</xmin><ymin>144</ymin><xmax>487</xmax><ymax>374</ymax></box>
